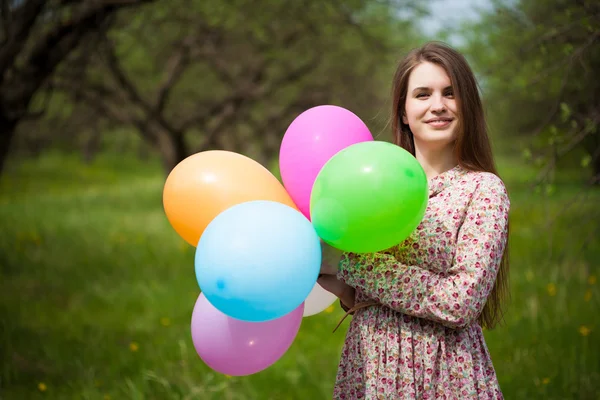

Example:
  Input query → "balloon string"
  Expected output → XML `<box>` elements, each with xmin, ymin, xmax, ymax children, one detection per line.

<box><xmin>332</xmin><ymin>301</ymin><xmax>380</xmax><ymax>333</ymax></box>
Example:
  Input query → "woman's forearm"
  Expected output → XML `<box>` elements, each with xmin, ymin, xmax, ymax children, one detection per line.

<box><xmin>339</xmin><ymin>285</ymin><xmax>356</xmax><ymax>310</ymax></box>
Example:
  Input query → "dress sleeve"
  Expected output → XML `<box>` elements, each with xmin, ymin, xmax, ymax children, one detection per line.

<box><xmin>337</xmin><ymin>174</ymin><xmax>510</xmax><ymax>329</ymax></box>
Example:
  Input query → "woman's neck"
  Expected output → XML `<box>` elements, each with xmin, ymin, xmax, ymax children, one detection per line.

<box><xmin>414</xmin><ymin>143</ymin><xmax>458</xmax><ymax>180</ymax></box>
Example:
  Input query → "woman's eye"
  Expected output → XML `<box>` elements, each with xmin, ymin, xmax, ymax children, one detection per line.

<box><xmin>445</xmin><ymin>91</ymin><xmax>454</xmax><ymax>98</ymax></box>
<box><xmin>416</xmin><ymin>93</ymin><xmax>429</xmax><ymax>98</ymax></box>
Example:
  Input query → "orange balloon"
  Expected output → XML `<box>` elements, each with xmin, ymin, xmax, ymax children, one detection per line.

<box><xmin>163</xmin><ymin>150</ymin><xmax>298</xmax><ymax>246</ymax></box>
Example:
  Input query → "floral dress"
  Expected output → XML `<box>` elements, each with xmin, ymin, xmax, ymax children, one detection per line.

<box><xmin>334</xmin><ymin>165</ymin><xmax>510</xmax><ymax>399</ymax></box>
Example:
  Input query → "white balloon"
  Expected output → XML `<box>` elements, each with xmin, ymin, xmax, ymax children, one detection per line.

<box><xmin>303</xmin><ymin>281</ymin><xmax>338</xmax><ymax>317</ymax></box>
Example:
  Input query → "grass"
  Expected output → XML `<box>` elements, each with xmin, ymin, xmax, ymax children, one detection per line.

<box><xmin>0</xmin><ymin>150</ymin><xmax>599</xmax><ymax>399</ymax></box>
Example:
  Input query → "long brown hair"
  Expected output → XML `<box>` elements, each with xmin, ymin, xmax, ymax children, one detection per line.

<box><xmin>391</xmin><ymin>41</ymin><xmax>510</xmax><ymax>330</ymax></box>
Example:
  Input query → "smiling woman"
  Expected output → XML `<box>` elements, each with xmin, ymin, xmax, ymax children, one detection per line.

<box><xmin>317</xmin><ymin>41</ymin><xmax>511</xmax><ymax>399</ymax></box>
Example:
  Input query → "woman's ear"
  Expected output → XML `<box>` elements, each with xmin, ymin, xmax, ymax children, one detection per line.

<box><xmin>401</xmin><ymin>113</ymin><xmax>408</xmax><ymax>125</ymax></box>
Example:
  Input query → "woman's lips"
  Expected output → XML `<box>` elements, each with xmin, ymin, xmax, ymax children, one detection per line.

<box><xmin>425</xmin><ymin>118</ymin><xmax>453</xmax><ymax>128</ymax></box>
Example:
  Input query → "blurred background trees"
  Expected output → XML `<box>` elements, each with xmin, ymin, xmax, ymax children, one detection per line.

<box><xmin>4</xmin><ymin>0</ymin><xmax>425</xmax><ymax>174</ymax></box>
<box><xmin>0</xmin><ymin>0</ymin><xmax>155</xmax><ymax>174</ymax></box>
<box><xmin>462</xmin><ymin>0</ymin><xmax>600</xmax><ymax>186</ymax></box>
<box><xmin>3</xmin><ymin>0</ymin><xmax>598</xmax><ymax>185</ymax></box>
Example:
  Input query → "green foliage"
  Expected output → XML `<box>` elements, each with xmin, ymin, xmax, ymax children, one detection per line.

<box><xmin>460</xmin><ymin>0</ymin><xmax>600</xmax><ymax>182</ymax></box>
<box><xmin>17</xmin><ymin>0</ymin><xmax>428</xmax><ymax>168</ymax></box>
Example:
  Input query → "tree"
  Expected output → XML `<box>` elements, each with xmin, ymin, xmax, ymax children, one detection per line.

<box><xmin>0</xmin><ymin>0</ymin><xmax>154</xmax><ymax>174</ymax></box>
<box><xmin>461</xmin><ymin>0</ymin><xmax>600</xmax><ymax>184</ymax></box>
<box><xmin>48</xmin><ymin>0</ymin><xmax>423</xmax><ymax>173</ymax></box>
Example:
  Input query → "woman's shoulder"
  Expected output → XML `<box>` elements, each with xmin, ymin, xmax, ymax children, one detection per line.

<box><xmin>460</xmin><ymin>170</ymin><xmax>510</xmax><ymax>206</ymax></box>
<box><xmin>461</xmin><ymin>170</ymin><xmax>508</xmax><ymax>192</ymax></box>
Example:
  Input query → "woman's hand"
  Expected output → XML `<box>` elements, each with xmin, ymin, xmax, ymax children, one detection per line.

<box><xmin>320</xmin><ymin>241</ymin><xmax>343</xmax><ymax>275</ymax></box>
<box><xmin>317</xmin><ymin>274</ymin><xmax>355</xmax><ymax>310</ymax></box>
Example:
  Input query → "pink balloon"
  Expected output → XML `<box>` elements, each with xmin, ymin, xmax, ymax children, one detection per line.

<box><xmin>279</xmin><ymin>105</ymin><xmax>374</xmax><ymax>219</ymax></box>
<box><xmin>191</xmin><ymin>293</ymin><xmax>303</xmax><ymax>376</ymax></box>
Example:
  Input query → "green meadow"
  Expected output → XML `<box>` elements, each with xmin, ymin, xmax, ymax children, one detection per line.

<box><xmin>0</xmin><ymin>150</ymin><xmax>598</xmax><ymax>399</ymax></box>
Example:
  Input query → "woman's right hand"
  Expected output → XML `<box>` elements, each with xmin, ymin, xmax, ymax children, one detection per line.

<box><xmin>317</xmin><ymin>274</ymin><xmax>355</xmax><ymax>310</ymax></box>
<box><xmin>320</xmin><ymin>241</ymin><xmax>343</xmax><ymax>275</ymax></box>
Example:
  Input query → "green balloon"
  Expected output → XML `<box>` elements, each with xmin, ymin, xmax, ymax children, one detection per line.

<box><xmin>310</xmin><ymin>141</ymin><xmax>428</xmax><ymax>253</ymax></box>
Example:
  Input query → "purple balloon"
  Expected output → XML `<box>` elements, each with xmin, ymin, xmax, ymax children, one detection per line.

<box><xmin>191</xmin><ymin>293</ymin><xmax>304</xmax><ymax>376</ymax></box>
<box><xmin>279</xmin><ymin>105</ymin><xmax>374</xmax><ymax>220</ymax></box>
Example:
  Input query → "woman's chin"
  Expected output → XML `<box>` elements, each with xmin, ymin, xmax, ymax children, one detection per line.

<box><xmin>414</xmin><ymin>134</ymin><xmax>457</xmax><ymax>150</ymax></box>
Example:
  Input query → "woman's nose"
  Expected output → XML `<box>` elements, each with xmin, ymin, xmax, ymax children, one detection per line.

<box><xmin>430</xmin><ymin>95</ymin><xmax>446</xmax><ymax>112</ymax></box>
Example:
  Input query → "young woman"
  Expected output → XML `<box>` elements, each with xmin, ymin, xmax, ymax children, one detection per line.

<box><xmin>317</xmin><ymin>41</ymin><xmax>510</xmax><ymax>399</ymax></box>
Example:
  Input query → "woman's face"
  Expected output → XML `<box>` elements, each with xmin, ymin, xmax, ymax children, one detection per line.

<box><xmin>402</xmin><ymin>61</ymin><xmax>459</xmax><ymax>151</ymax></box>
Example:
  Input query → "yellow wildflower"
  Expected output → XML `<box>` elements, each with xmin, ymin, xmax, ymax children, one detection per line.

<box><xmin>542</xmin><ymin>377</ymin><xmax>550</xmax><ymax>385</ymax></box>
<box><xmin>104</xmin><ymin>395</ymin><xmax>111</xmax><ymax>400</ymax></box>
<box><xmin>584</xmin><ymin>290</ymin><xmax>592</xmax><ymax>302</ymax></box>
<box><xmin>129</xmin><ymin>342</ymin><xmax>139</xmax><ymax>352</ymax></box>
<box><xmin>546</xmin><ymin>283</ymin><xmax>556</xmax><ymax>297</ymax></box>
<box><xmin>525</xmin><ymin>270</ymin><xmax>534</xmax><ymax>282</ymax></box>
<box><xmin>578</xmin><ymin>326</ymin><xmax>591</xmax><ymax>337</ymax></box>
<box><xmin>38</xmin><ymin>382</ymin><xmax>47</xmax><ymax>392</ymax></box>
<box><xmin>588</xmin><ymin>276</ymin><xmax>597</xmax><ymax>285</ymax></box>
<box><xmin>31</xmin><ymin>232</ymin><xmax>42</xmax><ymax>246</ymax></box>
<box><xmin>111</xmin><ymin>233</ymin><xmax>127</xmax><ymax>243</ymax></box>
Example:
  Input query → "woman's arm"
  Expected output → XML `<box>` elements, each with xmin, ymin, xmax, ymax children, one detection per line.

<box><xmin>337</xmin><ymin>174</ymin><xmax>510</xmax><ymax>329</ymax></box>
<box><xmin>317</xmin><ymin>241</ymin><xmax>356</xmax><ymax>310</ymax></box>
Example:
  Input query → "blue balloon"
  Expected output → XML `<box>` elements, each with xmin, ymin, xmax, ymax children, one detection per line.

<box><xmin>195</xmin><ymin>200</ymin><xmax>322</xmax><ymax>322</ymax></box>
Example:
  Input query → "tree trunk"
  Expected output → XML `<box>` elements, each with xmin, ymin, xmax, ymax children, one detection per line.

<box><xmin>83</xmin><ymin>127</ymin><xmax>102</xmax><ymax>164</ymax></box>
<box><xmin>593</xmin><ymin>149</ymin><xmax>600</xmax><ymax>186</ymax></box>
<box><xmin>0</xmin><ymin>114</ymin><xmax>17</xmax><ymax>175</ymax></box>
<box><xmin>154</xmin><ymin>126</ymin><xmax>188</xmax><ymax>175</ymax></box>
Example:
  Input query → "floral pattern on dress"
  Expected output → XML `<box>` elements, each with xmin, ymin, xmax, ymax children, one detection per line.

<box><xmin>333</xmin><ymin>165</ymin><xmax>510</xmax><ymax>399</ymax></box>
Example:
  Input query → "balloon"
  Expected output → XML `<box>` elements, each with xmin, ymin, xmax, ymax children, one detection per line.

<box><xmin>279</xmin><ymin>105</ymin><xmax>374</xmax><ymax>220</ymax></box>
<box><xmin>163</xmin><ymin>150</ymin><xmax>297</xmax><ymax>247</ymax></box>
<box><xmin>195</xmin><ymin>200</ymin><xmax>321</xmax><ymax>322</ymax></box>
<box><xmin>302</xmin><ymin>282</ymin><xmax>338</xmax><ymax>317</ymax></box>
<box><xmin>191</xmin><ymin>293</ymin><xmax>303</xmax><ymax>376</ymax></box>
<box><xmin>310</xmin><ymin>141</ymin><xmax>428</xmax><ymax>253</ymax></box>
